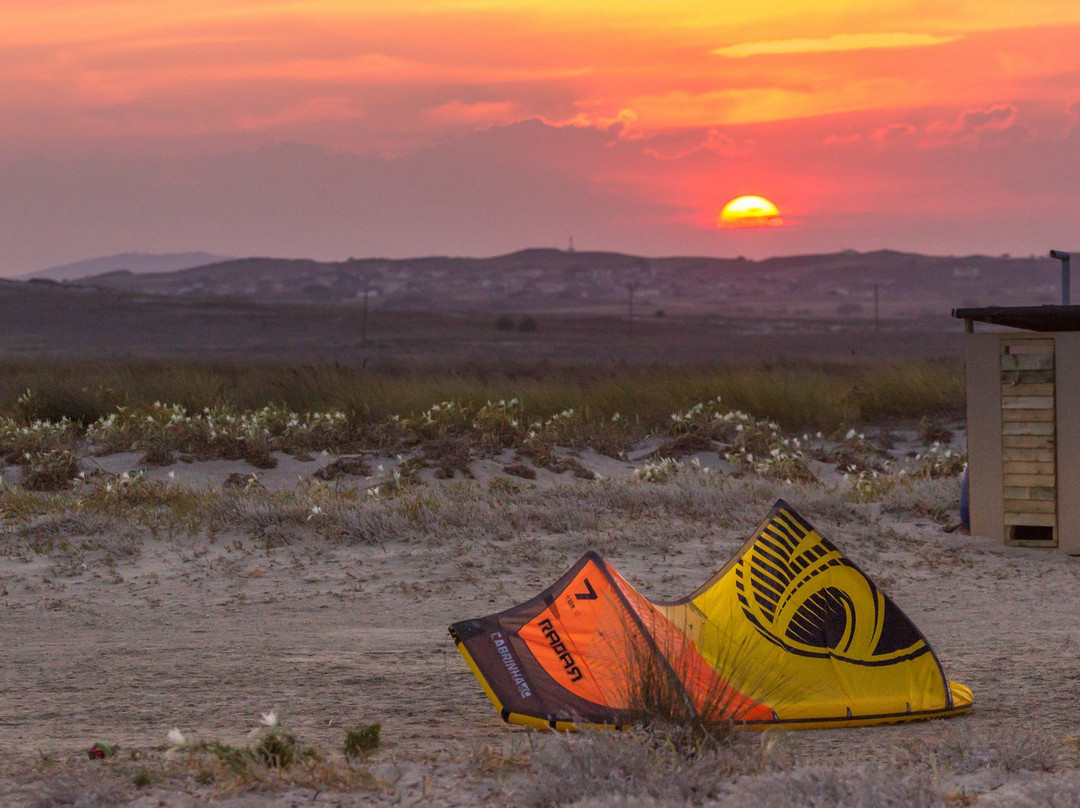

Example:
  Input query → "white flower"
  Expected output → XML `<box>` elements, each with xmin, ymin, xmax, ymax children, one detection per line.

<box><xmin>168</xmin><ymin>471</ymin><xmax>176</xmax><ymax>480</ymax></box>
<box><xmin>168</xmin><ymin>728</ymin><xmax>187</xmax><ymax>746</ymax></box>
<box><xmin>260</xmin><ymin>711</ymin><xmax>278</xmax><ymax>727</ymax></box>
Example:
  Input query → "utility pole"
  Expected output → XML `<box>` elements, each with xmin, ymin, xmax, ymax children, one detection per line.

<box><xmin>626</xmin><ymin>281</ymin><xmax>638</xmax><ymax>334</ymax></box>
<box><xmin>1050</xmin><ymin>250</ymin><xmax>1071</xmax><ymax>305</ymax></box>
<box><xmin>361</xmin><ymin>273</ymin><xmax>370</xmax><ymax>350</ymax></box>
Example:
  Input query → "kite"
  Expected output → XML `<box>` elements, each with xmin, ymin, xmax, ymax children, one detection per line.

<box><xmin>449</xmin><ymin>499</ymin><xmax>972</xmax><ymax>730</ymax></box>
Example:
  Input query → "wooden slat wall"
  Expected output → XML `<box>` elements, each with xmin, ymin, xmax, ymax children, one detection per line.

<box><xmin>1001</xmin><ymin>338</ymin><xmax>1057</xmax><ymax>543</ymax></box>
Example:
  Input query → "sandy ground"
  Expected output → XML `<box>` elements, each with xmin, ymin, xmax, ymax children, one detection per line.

<box><xmin>2</xmin><ymin>437</ymin><xmax>1079</xmax><ymax>806</ymax></box>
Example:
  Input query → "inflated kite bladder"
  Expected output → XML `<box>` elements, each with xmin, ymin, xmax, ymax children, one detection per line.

<box><xmin>449</xmin><ymin>499</ymin><xmax>972</xmax><ymax>731</ymax></box>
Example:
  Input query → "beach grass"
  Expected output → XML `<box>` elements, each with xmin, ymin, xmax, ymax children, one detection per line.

<box><xmin>0</xmin><ymin>358</ymin><xmax>963</xmax><ymax>434</ymax></box>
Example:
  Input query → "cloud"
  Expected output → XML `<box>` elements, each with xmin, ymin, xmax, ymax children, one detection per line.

<box><xmin>641</xmin><ymin>128</ymin><xmax>752</xmax><ymax>160</ymax></box>
<box><xmin>922</xmin><ymin>103</ymin><xmax>1022</xmax><ymax>146</ymax></box>
<box><xmin>712</xmin><ymin>33</ymin><xmax>962</xmax><ymax>58</ymax></box>
<box><xmin>702</xmin><ymin>129</ymin><xmax>753</xmax><ymax>156</ymax></box>
<box><xmin>955</xmin><ymin>103</ymin><xmax>1018</xmax><ymax>134</ymax></box>
<box><xmin>870</xmin><ymin>123</ymin><xmax>916</xmax><ymax>144</ymax></box>
<box><xmin>427</xmin><ymin>100</ymin><xmax>519</xmax><ymax>124</ymax></box>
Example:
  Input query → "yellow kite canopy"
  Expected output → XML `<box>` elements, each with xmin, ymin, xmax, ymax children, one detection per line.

<box><xmin>449</xmin><ymin>500</ymin><xmax>972</xmax><ymax>730</ymax></box>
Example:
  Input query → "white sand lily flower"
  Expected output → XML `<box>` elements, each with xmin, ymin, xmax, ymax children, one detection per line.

<box><xmin>168</xmin><ymin>728</ymin><xmax>187</xmax><ymax>746</ymax></box>
<box><xmin>260</xmin><ymin>711</ymin><xmax>278</xmax><ymax>727</ymax></box>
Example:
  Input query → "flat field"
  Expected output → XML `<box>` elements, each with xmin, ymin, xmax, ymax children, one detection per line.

<box><xmin>0</xmin><ymin>279</ymin><xmax>962</xmax><ymax>365</ymax></box>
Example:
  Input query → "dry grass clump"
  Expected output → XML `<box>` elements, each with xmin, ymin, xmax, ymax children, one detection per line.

<box><xmin>157</xmin><ymin>716</ymin><xmax>388</xmax><ymax>798</ymax></box>
<box><xmin>0</xmin><ymin>414</ymin><xmax>79</xmax><ymax>462</ymax></box>
<box><xmin>877</xmin><ymin>476</ymin><xmax>962</xmax><ymax>522</ymax></box>
<box><xmin>658</xmin><ymin>432</ymin><xmax>717</xmax><ymax>457</ymax></box>
<box><xmin>991</xmin><ymin>770</ymin><xmax>1080</xmax><ymax>808</ymax></box>
<box><xmin>20</xmin><ymin>450</ymin><xmax>81</xmax><ymax>492</ymax></box>
<box><xmin>327</xmin><ymin>504</ymin><xmax>416</xmax><ymax>546</ymax></box>
<box><xmin>521</xmin><ymin>726</ymin><xmax>779</xmax><ymax>808</ymax></box>
<box><xmin>421</xmin><ymin>437</ymin><xmax>476</xmax><ymax>479</ymax></box>
<box><xmin>342</xmin><ymin>723</ymin><xmax>382</xmax><ymax>761</ymax></box>
<box><xmin>502</xmin><ymin>460</ymin><xmax>537</xmax><ymax>479</ymax></box>
<box><xmin>820</xmin><ymin>428</ymin><xmax>889</xmax><ymax>474</ymax></box>
<box><xmin>906</xmin><ymin>443</ymin><xmax>966</xmax><ymax>480</ymax></box>
<box><xmin>634</xmin><ymin>456</ymin><xmax>686</xmax><ymax>484</ymax></box>
<box><xmin>897</xmin><ymin>724</ymin><xmax>1065</xmax><ymax>774</ymax></box>
<box><xmin>9</xmin><ymin>771</ymin><xmax>129</xmax><ymax>808</ymax></box>
<box><xmin>0</xmin><ymin>464</ymin><xmax>946</xmax><ymax>566</ymax></box>
<box><xmin>524</xmin><ymin>723</ymin><xmax>1070</xmax><ymax>808</ymax></box>
<box><xmin>664</xmin><ymin>400</ymin><xmax>820</xmax><ymax>483</ymax></box>
<box><xmin>217</xmin><ymin>495</ymin><xmax>314</xmax><ymax>548</ymax></box>
<box><xmin>732</xmin><ymin>765</ymin><xmax>940</xmax><ymax>808</ymax></box>
<box><xmin>610</xmin><ymin>602</ymin><xmax>808</xmax><ymax>749</ymax></box>
<box><xmin>313</xmin><ymin>455</ymin><xmax>371</xmax><ymax>480</ymax></box>
<box><xmin>8</xmin><ymin>513</ymin><xmax>137</xmax><ymax>566</ymax></box>
<box><xmin>918</xmin><ymin>415</ymin><xmax>954</xmax><ymax>445</ymax></box>
<box><xmin>85</xmin><ymin>403</ymin><xmax>359</xmax><ymax>461</ymax></box>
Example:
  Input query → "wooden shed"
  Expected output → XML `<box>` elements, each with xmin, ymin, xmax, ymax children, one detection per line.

<box><xmin>953</xmin><ymin>306</ymin><xmax>1080</xmax><ymax>553</ymax></box>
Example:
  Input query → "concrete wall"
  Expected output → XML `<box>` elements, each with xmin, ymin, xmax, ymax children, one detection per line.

<box><xmin>966</xmin><ymin>334</ymin><xmax>1005</xmax><ymax>543</ymax></box>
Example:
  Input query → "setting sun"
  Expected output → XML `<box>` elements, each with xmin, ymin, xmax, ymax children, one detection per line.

<box><xmin>719</xmin><ymin>196</ymin><xmax>783</xmax><ymax>228</ymax></box>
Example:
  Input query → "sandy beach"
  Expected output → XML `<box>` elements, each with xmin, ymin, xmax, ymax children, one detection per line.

<box><xmin>1</xmin><ymin>435</ymin><xmax>1079</xmax><ymax>806</ymax></box>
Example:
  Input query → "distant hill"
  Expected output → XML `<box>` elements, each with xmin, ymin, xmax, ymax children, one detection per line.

<box><xmin>71</xmin><ymin>247</ymin><xmax>1063</xmax><ymax>319</ymax></box>
<box><xmin>24</xmin><ymin>252</ymin><xmax>232</xmax><ymax>282</ymax></box>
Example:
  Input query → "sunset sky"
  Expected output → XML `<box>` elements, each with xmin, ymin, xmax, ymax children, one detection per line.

<box><xmin>3</xmin><ymin>1</ymin><xmax>1080</xmax><ymax>274</ymax></box>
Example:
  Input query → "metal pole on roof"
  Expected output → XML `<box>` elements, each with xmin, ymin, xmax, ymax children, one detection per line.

<box><xmin>1050</xmin><ymin>250</ymin><xmax>1071</xmax><ymax>305</ymax></box>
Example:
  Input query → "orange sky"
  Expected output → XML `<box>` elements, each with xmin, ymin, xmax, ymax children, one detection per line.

<box><xmin>3</xmin><ymin>1</ymin><xmax>1080</xmax><ymax>272</ymax></box>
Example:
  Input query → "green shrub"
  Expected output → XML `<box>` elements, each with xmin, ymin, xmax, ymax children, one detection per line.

<box><xmin>342</xmin><ymin>723</ymin><xmax>381</xmax><ymax>760</ymax></box>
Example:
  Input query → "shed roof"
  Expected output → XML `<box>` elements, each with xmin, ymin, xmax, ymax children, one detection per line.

<box><xmin>952</xmin><ymin>305</ymin><xmax>1080</xmax><ymax>332</ymax></box>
